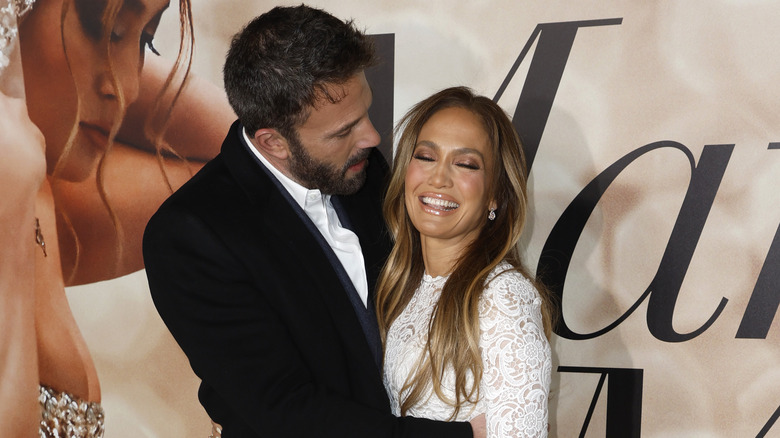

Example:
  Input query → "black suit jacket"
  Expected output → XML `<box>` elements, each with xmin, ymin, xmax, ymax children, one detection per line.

<box><xmin>143</xmin><ymin>121</ymin><xmax>472</xmax><ymax>437</ymax></box>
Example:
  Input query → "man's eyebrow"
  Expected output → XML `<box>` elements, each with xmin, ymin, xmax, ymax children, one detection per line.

<box><xmin>325</xmin><ymin>117</ymin><xmax>362</xmax><ymax>139</ymax></box>
<box><xmin>323</xmin><ymin>83</ymin><xmax>373</xmax><ymax>139</ymax></box>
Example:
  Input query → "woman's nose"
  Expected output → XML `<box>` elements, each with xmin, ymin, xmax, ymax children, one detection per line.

<box><xmin>96</xmin><ymin>52</ymin><xmax>141</xmax><ymax>106</ymax></box>
<box><xmin>427</xmin><ymin>162</ymin><xmax>452</xmax><ymax>188</ymax></box>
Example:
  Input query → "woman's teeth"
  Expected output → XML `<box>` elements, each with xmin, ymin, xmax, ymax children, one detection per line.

<box><xmin>421</xmin><ymin>196</ymin><xmax>459</xmax><ymax>210</ymax></box>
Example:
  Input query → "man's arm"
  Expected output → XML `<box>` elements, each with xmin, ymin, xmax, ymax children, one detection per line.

<box><xmin>143</xmin><ymin>205</ymin><xmax>472</xmax><ymax>438</ymax></box>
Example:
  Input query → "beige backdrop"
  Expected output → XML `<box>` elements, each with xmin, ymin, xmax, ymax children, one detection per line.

<box><xmin>66</xmin><ymin>1</ymin><xmax>780</xmax><ymax>436</ymax></box>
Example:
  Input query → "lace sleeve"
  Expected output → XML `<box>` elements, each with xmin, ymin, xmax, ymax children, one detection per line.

<box><xmin>479</xmin><ymin>268</ymin><xmax>551</xmax><ymax>437</ymax></box>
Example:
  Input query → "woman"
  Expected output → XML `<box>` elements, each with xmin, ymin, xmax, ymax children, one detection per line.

<box><xmin>377</xmin><ymin>87</ymin><xmax>555</xmax><ymax>437</ymax></box>
<box><xmin>0</xmin><ymin>0</ymin><xmax>233</xmax><ymax>434</ymax></box>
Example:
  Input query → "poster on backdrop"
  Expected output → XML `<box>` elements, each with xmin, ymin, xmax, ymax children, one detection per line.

<box><xmin>2</xmin><ymin>0</ymin><xmax>777</xmax><ymax>436</ymax></box>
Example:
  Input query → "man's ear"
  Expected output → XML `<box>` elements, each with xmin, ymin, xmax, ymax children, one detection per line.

<box><xmin>251</xmin><ymin>128</ymin><xmax>290</xmax><ymax>160</ymax></box>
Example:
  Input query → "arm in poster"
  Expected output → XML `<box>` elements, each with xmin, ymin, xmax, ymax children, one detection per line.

<box><xmin>55</xmin><ymin>138</ymin><xmax>211</xmax><ymax>285</ymax></box>
<box><xmin>117</xmin><ymin>55</ymin><xmax>236</xmax><ymax>162</ymax></box>
<box><xmin>0</xmin><ymin>90</ymin><xmax>46</xmax><ymax>437</ymax></box>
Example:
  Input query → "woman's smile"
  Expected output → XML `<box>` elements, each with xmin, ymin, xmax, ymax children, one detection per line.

<box><xmin>419</xmin><ymin>195</ymin><xmax>460</xmax><ymax>214</ymax></box>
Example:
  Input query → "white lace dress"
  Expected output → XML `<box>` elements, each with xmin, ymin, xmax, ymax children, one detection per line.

<box><xmin>383</xmin><ymin>262</ymin><xmax>551</xmax><ymax>437</ymax></box>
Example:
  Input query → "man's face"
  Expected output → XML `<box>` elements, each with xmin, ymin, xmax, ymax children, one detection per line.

<box><xmin>286</xmin><ymin>72</ymin><xmax>380</xmax><ymax>195</ymax></box>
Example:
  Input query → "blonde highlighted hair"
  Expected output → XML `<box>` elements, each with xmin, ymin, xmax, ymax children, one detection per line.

<box><xmin>375</xmin><ymin>86</ymin><xmax>555</xmax><ymax>418</ymax></box>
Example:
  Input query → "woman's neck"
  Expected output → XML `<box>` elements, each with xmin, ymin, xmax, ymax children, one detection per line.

<box><xmin>419</xmin><ymin>235</ymin><xmax>473</xmax><ymax>277</ymax></box>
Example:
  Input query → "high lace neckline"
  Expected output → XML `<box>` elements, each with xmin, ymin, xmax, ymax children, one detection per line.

<box><xmin>422</xmin><ymin>271</ymin><xmax>448</xmax><ymax>283</ymax></box>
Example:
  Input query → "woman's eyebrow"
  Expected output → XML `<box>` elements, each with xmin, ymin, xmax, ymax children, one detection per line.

<box><xmin>415</xmin><ymin>140</ymin><xmax>485</xmax><ymax>159</ymax></box>
<box><xmin>125</xmin><ymin>0</ymin><xmax>171</xmax><ymax>15</ymax></box>
<box><xmin>124</xmin><ymin>0</ymin><xmax>146</xmax><ymax>13</ymax></box>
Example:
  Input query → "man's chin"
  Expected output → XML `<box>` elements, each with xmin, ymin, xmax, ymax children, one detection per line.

<box><xmin>335</xmin><ymin>169</ymin><xmax>368</xmax><ymax>195</ymax></box>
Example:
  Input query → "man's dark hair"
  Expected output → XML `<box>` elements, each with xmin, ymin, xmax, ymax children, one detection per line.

<box><xmin>223</xmin><ymin>5</ymin><xmax>376</xmax><ymax>138</ymax></box>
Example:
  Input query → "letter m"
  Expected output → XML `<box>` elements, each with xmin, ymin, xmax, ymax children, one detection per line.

<box><xmin>494</xmin><ymin>18</ymin><xmax>622</xmax><ymax>171</ymax></box>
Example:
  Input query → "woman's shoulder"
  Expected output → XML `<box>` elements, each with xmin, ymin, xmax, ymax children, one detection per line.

<box><xmin>483</xmin><ymin>261</ymin><xmax>540</xmax><ymax>305</ymax></box>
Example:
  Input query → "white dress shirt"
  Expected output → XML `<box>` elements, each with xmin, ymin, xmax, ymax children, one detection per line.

<box><xmin>242</xmin><ymin>129</ymin><xmax>369</xmax><ymax>307</ymax></box>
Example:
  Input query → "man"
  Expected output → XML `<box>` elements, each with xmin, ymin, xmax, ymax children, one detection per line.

<box><xmin>143</xmin><ymin>5</ymin><xmax>482</xmax><ymax>437</ymax></box>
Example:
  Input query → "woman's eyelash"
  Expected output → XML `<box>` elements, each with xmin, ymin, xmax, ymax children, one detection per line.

<box><xmin>143</xmin><ymin>34</ymin><xmax>160</xmax><ymax>56</ymax></box>
<box><xmin>413</xmin><ymin>154</ymin><xmax>434</xmax><ymax>161</ymax></box>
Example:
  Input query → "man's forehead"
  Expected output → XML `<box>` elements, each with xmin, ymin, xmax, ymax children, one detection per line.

<box><xmin>312</xmin><ymin>81</ymin><xmax>352</xmax><ymax>108</ymax></box>
<box><xmin>297</xmin><ymin>74</ymin><xmax>371</xmax><ymax>132</ymax></box>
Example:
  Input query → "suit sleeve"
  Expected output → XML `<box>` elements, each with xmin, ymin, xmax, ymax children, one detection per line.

<box><xmin>142</xmin><ymin>205</ymin><xmax>472</xmax><ymax>438</ymax></box>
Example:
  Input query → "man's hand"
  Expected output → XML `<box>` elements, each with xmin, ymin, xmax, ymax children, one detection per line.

<box><xmin>470</xmin><ymin>414</ymin><xmax>486</xmax><ymax>438</ymax></box>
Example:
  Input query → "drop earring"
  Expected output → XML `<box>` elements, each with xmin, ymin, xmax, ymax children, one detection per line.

<box><xmin>488</xmin><ymin>208</ymin><xmax>496</xmax><ymax>221</ymax></box>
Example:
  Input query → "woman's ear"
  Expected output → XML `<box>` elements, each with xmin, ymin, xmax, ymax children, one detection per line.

<box><xmin>251</xmin><ymin>128</ymin><xmax>289</xmax><ymax>160</ymax></box>
<box><xmin>489</xmin><ymin>200</ymin><xmax>498</xmax><ymax>212</ymax></box>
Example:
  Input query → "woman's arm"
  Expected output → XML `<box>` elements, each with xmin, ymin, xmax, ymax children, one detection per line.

<box><xmin>0</xmin><ymin>90</ymin><xmax>46</xmax><ymax>436</ymax></box>
<box><xmin>55</xmin><ymin>137</ymin><xmax>212</xmax><ymax>286</ymax></box>
<box><xmin>479</xmin><ymin>269</ymin><xmax>552</xmax><ymax>437</ymax></box>
<box><xmin>117</xmin><ymin>55</ymin><xmax>236</xmax><ymax>161</ymax></box>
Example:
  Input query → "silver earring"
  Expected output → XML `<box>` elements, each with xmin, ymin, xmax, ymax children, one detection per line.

<box><xmin>488</xmin><ymin>208</ymin><xmax>496</xmax><ymax>221</ymax></box>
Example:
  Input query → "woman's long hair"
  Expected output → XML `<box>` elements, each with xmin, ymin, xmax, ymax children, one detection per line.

<box><xmin>375</xmin><ymin>86</ymin><xmax>556</xmax><ymax>418</ymax></box>
<box><xmin>53</xmin><ymin>0</ymin><xmax>194</xmax><ymax>283</ymax></box>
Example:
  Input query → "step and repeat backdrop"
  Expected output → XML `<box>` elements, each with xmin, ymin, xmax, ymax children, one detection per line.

<box><xmin>60</xmin><ymin>0</ymin><xmax>779</xmax><ymax>436</ymax></box>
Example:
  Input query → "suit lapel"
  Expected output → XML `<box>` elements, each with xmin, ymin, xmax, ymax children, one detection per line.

<box><xmin>330</xmin><ymin>194</ymin><xmax>386</xmax><ymax>367</ymax></box>
<box><xmin>333</xmin><ymin>149</ymin><xmax>392</xmax><ymax>300</ymax></box>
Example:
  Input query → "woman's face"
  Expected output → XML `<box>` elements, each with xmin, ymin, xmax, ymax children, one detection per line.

<box><xmin>20</xmin><ymin>0</ymin><xmax>169</xmax><ymax>181</ymax></box>
<box><xmin>404</xmin><ymin>106</ymin><xmax>495</xmax><ymax>248</ymax></box>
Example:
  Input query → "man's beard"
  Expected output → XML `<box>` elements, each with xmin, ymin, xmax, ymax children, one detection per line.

<box><xmin>287</xmin><ymin>134</ymin><xmax>370</xmax><ymax>195</ymax></box>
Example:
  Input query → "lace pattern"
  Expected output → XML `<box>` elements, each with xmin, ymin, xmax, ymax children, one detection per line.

<box><xmin>39</xmin><ymin>385</ymin><xmax>105</xmax><ymax>438</ymax></box>
<box><xmin>383</xmin><ymin>261</ymin><xmax>551</xmax><ymax>437</ymax></box>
